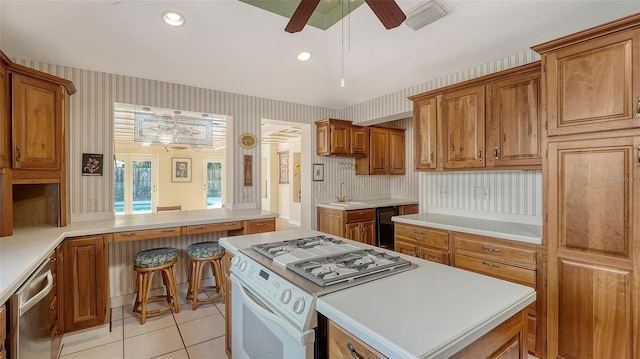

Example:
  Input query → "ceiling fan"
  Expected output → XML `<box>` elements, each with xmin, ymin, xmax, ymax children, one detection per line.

<box><xmin>285</xmin><ymin>0</ymin><xmax>406</xmax><ymax>33</ymax></box>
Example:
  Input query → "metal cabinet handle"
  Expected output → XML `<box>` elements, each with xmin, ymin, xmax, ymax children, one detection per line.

<box><xmin>255</xmin><ymin>223</ymin><xmax>265</xmax><ymax>226</ymax></box>
<box><xmin>430</xmin><ymin>152</ymin><xmax>435</xmax><ymax>162</ymax></box>
<box><xmin>414</xmin><ymin>230</ymin><xmax>425</xmax><ymax>235</ymax></box>
<box><xmin>637</xmin><ymin>145</ymin><xmax>640</xmax><ymax>166</ymax></box>
<box><xmin>192</xmin><ymin>225</ymin><xmax>206</xmax><ymax>230</ymax></box>
<box><xmin>347</xmin><ymin>343</ymin><xmax>369</xmax><ymax>359</ymax></box>
<box><xmin>482</xmin><ymin>245</ymin><xmax>500</xmax><ymax>253</ymax></box>
<box><xmin>161</xmin><ymin>229</ymin><xmax>176</xmax><ymax>233</ymax></box>
<box><xmin>636</xmin><ymin>96</ymin><xmax>640</xmax><ymax>118</ymax></box>
<box><xmin>120</xmin><ymin>232</ymin><xmax>136</xmax><ymax>237</ymax></box>
<box><xmin>494</xmin><ymin>147</ymin><xmax>499</xmax><ymax>160</ymax></box>
<box><xmin>482</xmin><ymin>261</ymin><xmax>500</xmax><ymax>268</ymax></box>
<box><xmin>478</xmin><ymin>148</ymin><xmax>483</xmax><ymax>161</ymax></box>
<box><xmin>224</xmin><ymin>222</ymin><xmax>237</xmax><ymax>226</ymax></box>
<box><xmin>15</xmin><ymin>146</ymin><xmax>21</xmax><ymax>162</ymax></box>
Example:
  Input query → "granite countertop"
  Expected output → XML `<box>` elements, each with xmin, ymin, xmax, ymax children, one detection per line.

<box><xmin>0</xmin><ymin>208</ymin><xmax>277</xmax><ymax>304</ymax></box>
<box><xmin>316</xmin><ymin>198</ymin><xmax>418</xmax><ymax>211</ymax></box>
<box><xmin>393</xmin><ymin>211</ymin><xmax>542</xmax><ymax>245</ymax></box>
<box><xmin>219</xmin><ymin>228</ymin><xmax>536</xmax><ymax>359</ymax></box>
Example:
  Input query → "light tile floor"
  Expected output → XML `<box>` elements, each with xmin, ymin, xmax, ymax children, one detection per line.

<box><xmin>58</xmin><ymin>290</ymin><xmax>227</xmax><ymax>359</ymax></box>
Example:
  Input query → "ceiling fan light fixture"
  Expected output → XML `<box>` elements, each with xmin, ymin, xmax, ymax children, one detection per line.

<box><xmin>404</xmin><ymin>0</ymin><xmax>449</xmax><ymax>31</ymax></box>
<box><xmin>162</xmin><ymin>11</ymin><xmax>186</xmax><ymax>27</ymax></box>
<box><xmin>297</xmin><ymin>51</ymin><xmax>313</xmax><ymax>61</ymax></box>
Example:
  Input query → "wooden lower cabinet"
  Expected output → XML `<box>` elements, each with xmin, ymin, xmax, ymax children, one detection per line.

<box><xmin>62</xmin><ymin>234</ymin><xmax>109</xmax><ymax>332</ymax></box>
<box><xmin>317</xmin><ymin>207</ymin><xmax>376</xmax><ymax>245</ymax></box>
<box><xmin>394</xmin><ymin>223</ymin><xmax>450</xmax><ymax>265</ymax></box>
<box><xmin>453</xmin><ymin>233</ymin><xmax>542</xmax><ymax>357</ymax></box>
<box><xmin>0</xmin><ymin>304</ymin><xmax>5</xmax><ymax>359</ymax></box>
<box><xmin>328</xmin><ymin>310</ymin><xmax>527</xmax><ymax>359</ymax></box>
<box><xmin>223</xmin><ymin>251</ymin><xmax>233</xmax><ymax>357</ymax></box>
<box><xmin>327</xmin><ymin>320</ymin><xmax>387</xmax><ymax>359</ymax></box>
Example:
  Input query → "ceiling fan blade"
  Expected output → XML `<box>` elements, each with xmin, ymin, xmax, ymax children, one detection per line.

<box><xmin>364</xmin><ymin>0</ymin><xmax>406</xmax><ymax>29</ymax></box>
<box><xmin>285</xmin><ymin>0</ymin><xmax>321</xmax><ymax>33</ymax></box>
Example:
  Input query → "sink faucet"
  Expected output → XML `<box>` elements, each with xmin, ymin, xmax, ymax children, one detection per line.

<box><xmin>336</xmin><ymin>183</ymin><xmax>347</xmax><ymax>202</ymax></box>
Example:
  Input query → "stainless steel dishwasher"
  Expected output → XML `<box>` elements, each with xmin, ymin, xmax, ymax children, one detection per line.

<box><xmin>9</xmin><ymin>257</ymin><xmax>54</xmax><ymax>359</ymax></box>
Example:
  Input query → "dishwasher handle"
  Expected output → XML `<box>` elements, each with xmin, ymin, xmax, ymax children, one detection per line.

<box><xmin>19</xmin><ymin>269</ymin><xmax>53</xmax><ymax>317</ymax></box>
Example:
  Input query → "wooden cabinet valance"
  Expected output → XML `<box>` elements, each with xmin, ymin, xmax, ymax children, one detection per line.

<box><xmin>410</xmin><ymin>62</ymin><xmax>541</xmax><ymax>171</ymax></box>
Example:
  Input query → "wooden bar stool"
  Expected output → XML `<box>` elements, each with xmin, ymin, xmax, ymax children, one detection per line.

<box><xmin>186</xmin><ymin>241</ymin><xmax>225</xmax><ymax>310</ymax></box>
<box><xmin>133</xmin><ymin>247</ymin><xmax>180</xmax><ymax>324</ymax></box>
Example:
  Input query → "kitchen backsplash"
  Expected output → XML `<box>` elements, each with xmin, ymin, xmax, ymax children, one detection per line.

<box><xmin>419</xmin><ymin>171</ymin><xmax>542</xmax><ymax>218</ymax></box>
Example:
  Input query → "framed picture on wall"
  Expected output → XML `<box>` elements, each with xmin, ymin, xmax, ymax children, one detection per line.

<box><xmin>278</xmin><ymin>151</ymin><xmax>289</xmax><ymax>184</ymax></box>
<box><xmin>81</xmin><ymin>153</ymin><xmax>103</xmax><ymax>176</ymax></box>
<box><xmin>172</xmin><ymin>158</ymin><xmax>191</xmax><ymax>182</ymax></box>
<box><xmin>313</xmin><ymin>163</ymin><xmax>324</xmax><ymax>181</ymax></box>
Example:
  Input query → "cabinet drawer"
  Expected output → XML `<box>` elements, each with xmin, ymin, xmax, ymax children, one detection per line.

<box><xmin>345</xmin><ymin>208</ymin><xmax>375</xmax><ymax>222</ymax></box>
<box><xmin>185</xmin><ymin>221</ymin><xmax>242</xmax><ymax>235</ymax></box>
<box><xmin>395</xmin><ymin>223</ymin><xmax>449</xmax><ymax>250</ymax></box>
<box><xmin>455</xmin><ymin>254</ymin><xmax>536</xmax><ymax>288</ymax></box>
<box><xmin>455</xmin><ymin>235</ymin><xmax>536</xmax><ymax>268</ymax></box>
<box><xmin>113</xmin><ymin>226</ymin><xmax>183</xmax><ymax>242</ymax></box>
<box><xmin>328</xmin><ymin>320</ymin><xmax>387</xmax><ymax>359</ymax></box>
<box><xmin>419</xmin><ymin>247</ymin><xmax>449</xmax><ymax>265</ymax></box>
<box><xmin>245</xmin><ymin>218</ymin><xmax>276</xmax><ymax>234</ymax></box>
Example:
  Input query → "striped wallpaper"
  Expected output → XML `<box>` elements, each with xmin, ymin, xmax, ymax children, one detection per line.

<box><xmin>13</xmin><ymin>47</ymin><xmax>541</xmax><ymax>228</ymax></box>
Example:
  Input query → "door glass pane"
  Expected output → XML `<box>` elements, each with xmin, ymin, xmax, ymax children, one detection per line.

<box><xmin>114</xmin><ymin>160</ymin><xmax>125</xmax><ymax>214</ymax></box>
<box><xmin>132</xmin><ymin>160</ymin><xmax>152</xmax><ymax>213</ymax></box>
<box><xmin>207</xmin><ymin>161</ymin><xmax>223</xmax><ymax>208</ymax></box>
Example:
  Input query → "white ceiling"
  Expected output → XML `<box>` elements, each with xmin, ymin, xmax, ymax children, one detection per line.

<box><xmin>1</xmin><ymin>1</ymin><xmax>639</xmax><ymax>109</ymax></box>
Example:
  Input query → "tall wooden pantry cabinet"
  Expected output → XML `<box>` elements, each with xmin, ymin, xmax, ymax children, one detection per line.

<box><xmin>533</xmin><ymin>13</ymin><xmax>640</xmax><ymax>359</ymax></box>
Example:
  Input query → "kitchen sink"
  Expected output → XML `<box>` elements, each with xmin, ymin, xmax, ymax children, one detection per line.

<box><xmin>328</xmin><ymin>201</ymin><xmax>367</xmax><ymax>206</ymax></box>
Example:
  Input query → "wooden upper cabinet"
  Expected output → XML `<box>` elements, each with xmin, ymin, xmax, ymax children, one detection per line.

<box><xmin>316</xmin><ymin>118</ymin><xmax>352</xmax><ymax>156</ymax></box>
<box><xmin>350</xmin><ymin>126</ymin><xmax>368</xmax><ymax>156</ymax></box>
<box><xmin>414</xmin><ymin>96</ymin><xmax>437</xmax><ymax>170</ymax></box>
<box><xmin>0</xmin><ymin>64</ymin><xmax>7</xmax><ymax>169</ymax></box>
<box><xmin>547</xmin><ymin>135</ymin><xmax>640</xmax><ymax>359</ymax></box>
<box><xmin>368</xmin><ymin>127</ymin><xmax>389</xmax><ymax>174</ymax></box>
<box><xmin>486</xmin><ymin>67</ymin><xmax>542</xmax><ymax>167</ymax></box>
<box><xmin>12</xmin><ymin>73</ymin><xmax>64</xmax><ymax>170</ymax></box>
<box><xmin>439</xmin><ymin>85</ymin><xmax>485</xmax><ymax>169</ymax></box>
<box><xmin>388</xmin><ymin>128</ymin><xmax>405</xmax><ymax>174</ymax></box>
<box><xmin>535</xmin><ymin>27</ymin><xmax>640</xmax><ymax>136</ymax></box>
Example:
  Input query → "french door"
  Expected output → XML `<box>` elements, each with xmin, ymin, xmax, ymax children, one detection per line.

<box><xmin>114</xmin><ymin>155</ymin><xmax>158</xmax><ymax>214</ymax></box>
<box><xmin>203</xmin><ymin>157</ymin><xmax>224</xmax><ymax>208</ymax></box>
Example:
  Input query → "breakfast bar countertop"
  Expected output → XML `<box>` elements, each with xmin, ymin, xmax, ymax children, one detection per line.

<box><xmin>0</xmin><ymin>208</ymin><xmax>277</xmax><ymax>305</ymax></box>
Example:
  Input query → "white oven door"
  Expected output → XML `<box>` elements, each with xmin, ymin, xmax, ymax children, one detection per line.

<box><xmin>231</xmin><ymin>274</ymin><xmax>316</xmax><ymax>359</ymax></box>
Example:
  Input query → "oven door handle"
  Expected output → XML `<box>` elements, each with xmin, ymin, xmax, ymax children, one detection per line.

<box><xmin>236</xmin><ymin>279</ymin><xmax>314</xmax><ymax>344</ymax></box>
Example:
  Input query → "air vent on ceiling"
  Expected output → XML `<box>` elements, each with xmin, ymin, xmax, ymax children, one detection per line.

<box><xmin>404</xmin><ymin>1</ymin><xmax>449</xmax><ymax>31</ymax></box>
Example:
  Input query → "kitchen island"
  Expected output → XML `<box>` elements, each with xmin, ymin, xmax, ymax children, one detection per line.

<box><xmin>220</xmin><ymin>229</ymin><xmax>536</xmax><ymax>359</ymax></box>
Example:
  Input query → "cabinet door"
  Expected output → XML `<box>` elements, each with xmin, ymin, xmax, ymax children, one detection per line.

<box><xmin>418</xmin><ymin>247</ymin><xmax>449</xmax><ymax>265</ymax></box>
<box><xmin>330</xmin><ymin>121</ymin><xmax>351</xmax><ymax>155</ymax></box>
<box><xmin>486</xmin><ymin>70</ymin><xmax>542</xmax><ymax>167</ymax></box>
<box><xmin>368</xmin><ymin>128</ymin><xmax>389</xmax><ymax>174</ymax></box>
<box><xmin>317</xmin><ymin>207</ymin><xmax>345</xmax><ymax>238</ymax></box>
<box><xmin>547</xmin><ymin>136</ymin><xmax>639</xmax><ymax>359</ymax></box>
<box><xmin>63</xmin><ymin>235</ymin><xmax>109</xmax><ymax>332</ymax></box>
<box><xmin>350</xmin><ymin>126</ymin><xmax>368</xmax><ymax>156</ymax></box>
<box><xmin>388</xmin><ymin>129</ymin><xmax>405</xmax><ymax>174</ymax></box>
<box><xmin>345</xmin><ymin>222</ymin><xmax>360</xmax><ymax>242</ymax></box>
<box><xmin>360</xmin><ymin>220</ymin><xmax>376</xmax><ymax>246</ymax></box>
<box><xmin>12</xmin><ymin>73</ymin><xmax>63</xmax><ymax>170</ymax></box>
<box><xmin>395</xmin><ymin>241</ymin><xmax>418</xmax><ymax>257</ymax></box>
<box><xmin>440</xmin><ymin>86</ymin><xmax>485</xmax><ymax>169</ymax></box>
<box><xmin>545</xmin><ymin>28</ymin><xmax>640</xmax><ymax>136</ymax></box>
<box><xmin>316</xmin><ymin>121</ymin><xmax>330</xmax><ymax>155</ymax></box>
<box><xmin>223</xmin><ymin>252</ymin><xmax>233</xmax><ymax>357</ymax></box>
<box><xmin>0</xmin><ymin>65</ymin><xmax>7</xmax><ymax>169</ymax></box>
<box><xmin>414</xmin><ymin>97</ymin><xmax>438</xmax><ymax>170</ymax></box>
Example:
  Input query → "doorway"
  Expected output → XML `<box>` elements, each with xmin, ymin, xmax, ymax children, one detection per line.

<box><xmin>114</xmin><ymin>155</ymin><xmax>158</xmax><ymax>215</ymax></box>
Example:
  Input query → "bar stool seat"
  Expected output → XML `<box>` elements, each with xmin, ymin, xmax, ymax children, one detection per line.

<box><xmin>186</xmin><ymin>241</ymin><xmax>225</xmax><ymax>310</ymax></box>
<box><xmin>133</xmin><ymin>247</ymin><xmax>180</xmax><ymax>324</ymax></box>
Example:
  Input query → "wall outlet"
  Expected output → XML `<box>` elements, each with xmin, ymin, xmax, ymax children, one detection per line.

<box><xmin>438</xmin><ymin>186</ymin><xmax>448</xmax><ymax>198</ymax></box>
<box><xmin>482</xmin><ymin>187</ymin><xmax>490</xmax><ymax>200</ymax></box>
<box><xmin>91</xmin><ymin>198</ymin><xmax>99</xmax><ymax>212</ymax></box>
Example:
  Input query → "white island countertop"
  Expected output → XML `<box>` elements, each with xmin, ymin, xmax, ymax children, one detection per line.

<box><xmin>393</xmin><ymin>211</ymin><xmax>542</xmax><ymax>244</ymax></box>
<box><xmin>220</xmin><ymin>229</ymin><xmax>535</xmax><ymax>359</ymax></box>
<box><xmin>0</xmin><ymin>208</ymin><xmax>276</xmax><ymax>304</ymax></box>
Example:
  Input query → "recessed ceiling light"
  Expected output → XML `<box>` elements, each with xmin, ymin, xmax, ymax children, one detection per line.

<box><xmin>297</xmin><ymin>51</ymin><xmax>312</xmax><ymax>62</ymax></box>
<box><xmin>162</xmin><ymin>11</ymin><xmax>186</xmax><ymax>27</ymax></box>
